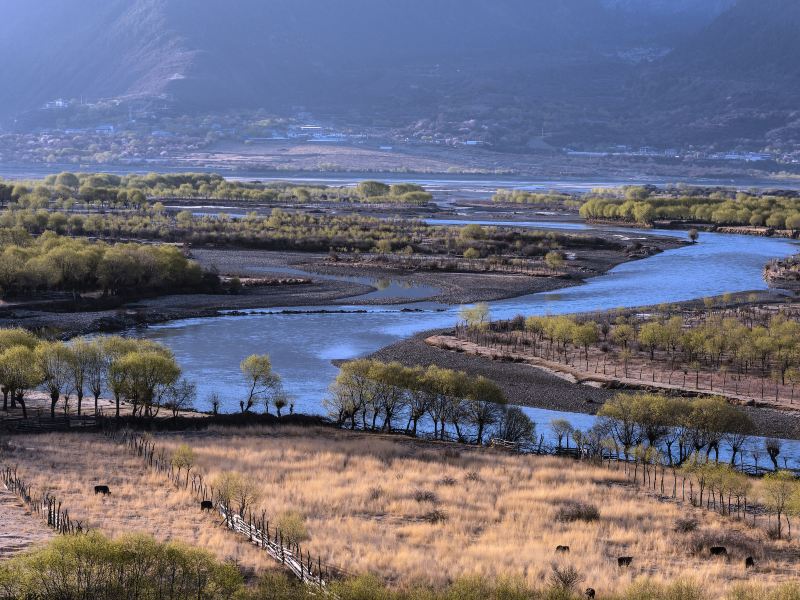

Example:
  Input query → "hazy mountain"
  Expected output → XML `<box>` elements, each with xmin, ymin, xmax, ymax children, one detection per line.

<box><xmin>1</xmin><ymin>0</ymin><xmax>797</xmax><ymax>150</ymax></box>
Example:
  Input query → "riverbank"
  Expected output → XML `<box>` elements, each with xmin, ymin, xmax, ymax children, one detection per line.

<box><xmin>0</xmin><ymin>224</ymin><xmax>681</xmax><ymax>336</ymax></box>
<box><xmin>370</xmin><ymin>332</ymin><xmax>800</xmax><ymax>441</ymax></box>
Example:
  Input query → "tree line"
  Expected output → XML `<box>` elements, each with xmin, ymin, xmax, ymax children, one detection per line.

<box><xmin>0</xmin><ymin>203</ymin><xmax>619</xmax><ymax>259</ymax></box>
<box><xmin>0</xmin><ymin>229</ymin><xmax>209</xmax><ymax>298</ymax></box>
<box><xmin>579</xmin><ymin>186</ymin><xmax>800</xmax><ymax>231</ymax></box>
<box><xmin>0</xmin><ymin>325</ymin><xmax>287</xmax><ymax>422</ymax></box>
<box><xmin>2</xmin><ymin>172</ymin><xmax>433</xmax><ymax>209</ymax></box>
<box><xmin>325</xmin><ymin>359</ymin><xmax>535</xmax><ymax>446</ymax></box>
<box><xmin>471</xmin><ymin>307</ymin><xmax>800</xmax><ymax>402</ymax></box>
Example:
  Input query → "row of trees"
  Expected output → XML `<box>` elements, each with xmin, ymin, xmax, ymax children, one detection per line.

<box><xmin>0</xmin><ymin>229</ymin><xmax>208</xmax><ymax>298</ymax></box>
<box><xmin>0</xmin><ymin>329</ymin><xmax>190</xmax><ymax>419</ymax></box>
<box><xmin>0</xmin><ymin>203</ymin><xmax>616</xmax><ymax>260</ymax></box>
<box><xmin>483</xmin><ymin>309</ymin><xmax>800</xmax><ymax>397</ymax></box>
<box><xmin>0</xmin><ymin>327</ymin><xmax>290</xmax><ymax>421</ymax></box>
<box><xmin>5</xmin><ymin>172</ymin><xmax>433</xmax><ymax>209</ymax></box>
<box><xmin>325</xmin><ymin>359</ymin><xmax>535</xmax><ymax>446</ymax></box>
<box><xmin>580</xmin><ymin>190</ymin><xmax>800</xmax><ymax>230</ymax></box>
<box><xmin>596</xmin><ymin>393</ymin><xmax>754</xmax><ymax>467</ymax></box>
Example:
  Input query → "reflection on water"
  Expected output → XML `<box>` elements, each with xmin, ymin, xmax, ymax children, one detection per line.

<box><xmin>140</xmin><ymin>224</ymin><xmax>799</xmax><ymax>450</ymax></box>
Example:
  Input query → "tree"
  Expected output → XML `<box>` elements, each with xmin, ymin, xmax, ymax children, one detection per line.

<box><xmin>544</xmin><ymin>250</ymin><xmax>565</xmax><ymax>271</ymax></box>
<box><xmin>115</xmin><ymin>350</ymin><xmax>181</xmax><ymax>418</ymax></box>
<box><xmin>325</xmin><ymin>359</ymin><xmax>374</xmax><ymax>428</ymax></box>
<box><xmin>460</xmin><ymin>302</ymin><xmax>490</xmax><ymax>331</ymax></box>
<box><xmin>35</xmin><ymin>341</ymin><xmax>74</xmax><ymax>418</ymax></box>
<box><xmin>494</xmin><ymin>407</ymin><xmax>535</xmax><ymax>446</ymax></box>
<box><xmin>763</xmin><ymin>471</ymin><xmax>796</xmax><ymax>539</ymax></box>
<box><xmin>357</xmin><ymin>181</ymin><xmax>390</xmax><ymax>198</ymax></box>
<box><xmin>551</xmin><ymin>418</ymin><xmax>574</xmax><ymax>449</ymax></box>
<box><xmin>165</xmin><ymin>378</ymin><xmax>197</xmax><ymax>418</ymax></box>
<box><xmin>766</xmin><ymin>438</ymin><xmax>782</xmax><ymax>472</ymax></box>
<box><xmin>598</xmin><ymin>395</ymin><xmax>641</xmax><ymax>460</ymax></box>
<box><xmin>84</xmin><ymin>339</ymin><xmax>108</xmax><ymax>416</ymax></box>
<box><xmin>171</xmin><ymin>443</ymin><xmax>195</xmax><ymax>486</ymax></box>
<box><xmin>0</xmin><ymin>328</ymin><xmax>38</xmax><ymax>410</ymax></box>
<box><xmin>240</xmin><ymin>354</ymin><xmax>280</xmax><ymax>414</ymax></box>
<box><xmin>214</xmin><ymin>471</ymin><xmax>261</xmax><ymax>518</ymax></box>
<box><xmin>465</xmin><ymin>376</ymin><xmax>506</xmax><ymax>445</ymax></box>
<box><xmin>68</xmin><ymin>338</ymin><xmax>94</xmax><ymax>416</ymax></box>
<box><xmin>0</xmin><ymin>346</ymin><xmax>41</xmax><ymax>419</ymax></box>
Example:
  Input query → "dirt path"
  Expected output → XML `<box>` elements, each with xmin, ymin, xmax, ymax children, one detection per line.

<box><xmin>0</xmin><ymin>486</ymin><xmax>51</xmax><ymax>558</ymax></box>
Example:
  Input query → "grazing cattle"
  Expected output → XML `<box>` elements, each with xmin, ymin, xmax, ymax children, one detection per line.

<box><xmin>618</xmin><ymin>556</ymin><xmax>633</xmax><ymax>567</ymax></box>
<box><xmin>710</xmin><ymin>546</ymin><xmax>728</xmax><ymax>557</ymax></box>
<box><xmin>745</xmin><ymin>556</ymin><xmax>755</xmax><ymax>569</ymax></box>
<box><xmin>94</xmin><ymin>485</ymin><xmax>110</xmax><ymax>496</ymax></box>
<box><xmin>585</xmin><ymin>588</ymin><xmax>596</xmax><ymax>599</ymax></box>
<box><xmin>200</xmin><ymin>500</ymin><xmax>214</xmax><ymax>511</ymax></box>
<box><xmin>555</xmin><ymin>545</ymin><xmax>570</xmax><ymax>554</ymax></box>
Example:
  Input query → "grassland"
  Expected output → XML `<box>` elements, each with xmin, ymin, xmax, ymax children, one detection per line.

<box><xmin>4</xmin><ymin>426</ymin><xmax>800</xmax><ymax>597</ymax></box>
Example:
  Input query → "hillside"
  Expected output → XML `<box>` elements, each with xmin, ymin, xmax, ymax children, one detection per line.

<box><xmin>1</xmin><ymin>0</ymin><xmax>798</xmax><ymax>150</ymax></box>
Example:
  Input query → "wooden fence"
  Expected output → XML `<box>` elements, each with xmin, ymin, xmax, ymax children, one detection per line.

<box><xmin>1</xmin><ymin>465</ymin><xmax>85</xmax><ymax>535</ymax></box>
<box><xmin>105</xmin><ymin>429</ymin><xmax>344</xmax><ymax>590</ymax></box>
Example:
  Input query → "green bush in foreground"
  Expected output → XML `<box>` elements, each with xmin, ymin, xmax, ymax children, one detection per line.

<box><xmin>3</xmin><ymin>534</ymin><xmax>800</xmax><ymax>600</ymax></box>
<box><xmin>0</xmin><ymin>533</ymin><xmax>242</xmax><ymax>600</ymax></box>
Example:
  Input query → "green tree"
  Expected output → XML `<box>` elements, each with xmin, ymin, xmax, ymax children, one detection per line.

<box><xmin>240</xmin><ymin>354</ymin><xmax>280</xmax><ymax>413</ymax></box>
<box><xmin>763</xmin><ymin>471</ymin><xmax>797</xmax><ymax>539</ymax></box>
<box><xmin>35</xmin><ymin>341</ymin><xmax>74</xmax><ymax>418</ymax></box>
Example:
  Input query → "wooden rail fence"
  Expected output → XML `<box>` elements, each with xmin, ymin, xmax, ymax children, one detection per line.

<box><xmin>1</xmin><ymin>465</ymin><xmax>85</xmax><ymax>535</ymax></box>
<box><xmin>105</xmin><ymin>429</ymin><xmax>344</xmax><ymax>590</ymax></box>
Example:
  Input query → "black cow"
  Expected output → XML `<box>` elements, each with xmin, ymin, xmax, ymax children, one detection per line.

<box><xmin>94</xmin><ymin>485</ymin><xmax>111</xmax><ymax>496</ymax></box>
<box><xmin>618</xmin><ymin>556</ymin><xmax>633</xmax><ymax>567</ymax></box>
<box><xmin>745</xmin><ymin>556</ymin><xmax>755</xmax><ymax>569</ymax></box>
<box><xmin>200</xmin><ymin>500</ymin><xmax>214</xmax><ymax>511</ymax></box>
<box><xmin>555</xmin><ymin>545</ymin><xmax>570</xmax><ymax>554</ymax></box>
<box><xmin>710</xmin><ymin>546</ymin><xmax>728</xmax><ymax>557</ymax></box>
<box><xmin>585</xmin><ymin>588</ymin><xmax>596</xmax><ymax>599</ymax></box>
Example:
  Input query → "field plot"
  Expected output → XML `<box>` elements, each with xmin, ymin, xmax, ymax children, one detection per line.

<box><xmin>5</xmin><ymin>427</ymin><xmax>800</xmax><ymax>594</ymax></box>
<box><xmin>1</xmin><ymin>434</ymin><xmax>272</xmax><ymax>573</ymax></box>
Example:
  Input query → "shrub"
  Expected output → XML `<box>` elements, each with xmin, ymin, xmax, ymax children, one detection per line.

<box><xmin>674</xmin><ymin>517</ymin><xmax>699</xmax><ymax>533</ymax></box>
<box><xmin>276</xmin><ymin>510</ymin><xmax>309</xmax><ymax>544</ymax></box>
<box><xmin>548</xmin><ymin>564</ymin><xmax>583</xmax><ymax>592</ymax></box>
<box><xmin>555</xmin><ymin>502</ymin><xmax>600</xmax><ymax>523</ymax></box>
<box><xmin>424</xmin><ymin>509</ymin><xmax>448</xmax><ymax>524</ymax></box>
<box><xmin>414</xmin><ymin>490</ymin><xmax>438</xmax><ymax>504</ymax></box>
<box><xmin>0</xmin><ymin>532</ymin><xmax>242</xmax><ymax>600</ymax></box>
<box><xmin>465</xmin><ymin>470</ymin><xmax>481</xmax><ymax>482</ymax></box>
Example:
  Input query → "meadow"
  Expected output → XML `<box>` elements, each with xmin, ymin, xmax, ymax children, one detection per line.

<box><xmin>5</xmin><ymin>426</ymin><xmax>800</xmax><ymax>596</ymax></box>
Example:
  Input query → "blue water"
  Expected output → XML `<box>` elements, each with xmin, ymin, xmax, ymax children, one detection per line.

<box><xmin>141</xmin><ymin>225</ymin><xmax>797</xmax><ymax>412</ymax></box>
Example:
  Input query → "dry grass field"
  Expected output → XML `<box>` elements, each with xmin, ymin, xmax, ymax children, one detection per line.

<box><xmin>0</xmin><ymin>433</ymin><xmax>274</xmax><ymax>573</ymax></box>
<box><xmin>3</xmin><ymin>427</ymin><xmax>800</xmax><ymax>597</ymax></box>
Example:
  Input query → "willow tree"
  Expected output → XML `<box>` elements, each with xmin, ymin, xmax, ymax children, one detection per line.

<box><xmin>240</xmin><ymin>354</ymin><xmax>280</xmax><ymax>414</ymax></box>
<box><xmin>35</xmin><ymin>341</ymin><xmax>74</xmax><ymax>418</ymax></box>
<box><xmin>0</xmin><ymin>327</ymin><xmax>38</xmax><ymax>410</ymax></box>
<box><xmin>0</xmin><ymin>346</ymin><xmax>41</xmax><ymax>419</ymax></box>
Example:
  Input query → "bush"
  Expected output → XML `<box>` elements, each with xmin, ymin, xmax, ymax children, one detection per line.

<box><xmin>276</xmin><ymin>510</ymin><xmax>309</xmax><ymax>544</ymax></box>
<box><xmin>674</xmin><ymin>517</ymin><xmax>699</xmax><ymax>533</ymax></box>
<box><xmin>548</xmin><ymin>564</ymin><xmax>583</xmax><ymax>592</ymax></box>
<box><xmin>555</xmin><ymin>502</ymin><xmax>600</xmax><ymax>523</ymax></box>
<box><xmin>414</xmin><ymin>490</ymin><xmax>438</xmax><ymax>504</ymax></box>
<box><xmin>0</xmin><ymin>532</ymin><xmax>242</xmax><ymax>600</ymax></box>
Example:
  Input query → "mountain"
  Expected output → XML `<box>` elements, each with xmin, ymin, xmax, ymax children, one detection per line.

<box><xmin>0</xmin><ymin>0</ymin><xmax>798</xmax><ymax>151</ymax></box>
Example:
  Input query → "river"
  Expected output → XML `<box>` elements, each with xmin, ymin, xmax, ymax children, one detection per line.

<box><xmin>138</xmin><ymin>218</ymin><xmax>798</xmax><ymax>458</ymax></box>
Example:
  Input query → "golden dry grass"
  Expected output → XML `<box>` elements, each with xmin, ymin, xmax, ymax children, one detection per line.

<box><xmin>1</xmin><ymin>434</ymin><xmax>274</xmax><ymax>573</ymax></box>
<box><xmin>5</xmin><ymin>427</ymin><xmax>799</xmax><ymax>596</ymax></box>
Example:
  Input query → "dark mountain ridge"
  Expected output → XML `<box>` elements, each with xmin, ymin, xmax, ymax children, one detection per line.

<box><xmin>1</xmin><ymin>0</ymin><xmax>798</xmax><ymax>150</ymax></box>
